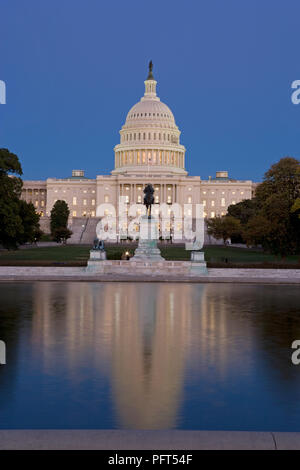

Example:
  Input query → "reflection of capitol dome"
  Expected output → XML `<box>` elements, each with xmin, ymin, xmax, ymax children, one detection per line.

<box><xmin>112</xmin><ymin>62</ymin><xmax>187</xmax><ymax>176</ymax></box>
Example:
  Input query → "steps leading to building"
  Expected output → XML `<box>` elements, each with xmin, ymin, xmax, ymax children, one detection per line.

<box><xmin>80</xmin><ymin>218</ymin><xmax>101</xmax><ymax>244</ymax></box>
<box><xmin>68</xmin><ymin>217</ymin><xmax>100</xmax><ymax>245</ymax></box>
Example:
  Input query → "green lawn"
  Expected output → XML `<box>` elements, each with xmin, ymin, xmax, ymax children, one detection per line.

<box><xmin>0</xmin><ymin>243</ymin><xmax>299</xmax><ymax>266</ymax></box>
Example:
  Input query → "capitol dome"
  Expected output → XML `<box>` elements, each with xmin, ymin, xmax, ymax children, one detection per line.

<box><xmin>112</xmin><ymin>62</ymin><xmax>186</xmax><ymax>176</ymax></box>
<box><xmin>124</xmin><ymin>97</ymin><xmax>177</xmax><ymax>130</ymax></box>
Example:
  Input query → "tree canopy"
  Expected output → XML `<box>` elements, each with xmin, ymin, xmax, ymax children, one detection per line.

<box><xmin>50</xmin><ymin>200</ymin><xmax>72</xmax><ymax>243</ymax></box>
<box><xmin>227</xmin><ymin>157</ymin><xmax>300</xmax><ymax>256</ymax></box>
<box><xmin>0</xmin><ymin>148</ymin><xmax>40</xmax><ymax>249</ymax></box>
<box><xmin>206</xmin><ymin>215</ymin><xmax>241</xmax><ymax>244</ymax></box>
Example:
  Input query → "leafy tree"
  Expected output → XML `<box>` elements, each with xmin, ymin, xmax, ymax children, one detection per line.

<box><xmin>254</xmin><ymin>157</ymin><xmax>300</xmax><ymax>256</ymax></box>
<box><xmin>50</xmin><ymin>200</ymin><xmax>70</xmax><ymax>237</ymax></box>
<box><xmin>291</xmin><ymin>198</ymin><xmax>300</xmax><ymax>219</ymax></box>
<box><xmin>52</xmin><ymin>227</ymin><xmax>72</xmax><ymax>244</ymax></box>
<box><xmin>0</xmin><ymin>148</ymin><xmax>22</xmax><ymax>176</ymax></box>
<box><xmin>242</xmin><ymin>215</ymin><xmax>271</xmax><ymax>247</ymax></box>
<box><xmin>256</xmin><ymin>157</ymin><xmax>300</xmax><ymax>207</ymax></box>
<box><xmin>227</xmin><ymin>199</ymin><xmax>257</xmax><ymax>225</ymax></box>
<box><xmin>229</xmin><ymin>157</ymin><xmax>300</xmax><ymax>256</ymax></box>
<box><xmin>206</xmin><ymin>215</ymin><xmax>241</xmax><ymax>244</ymax></box>
<box><xmin>0</xmin><ymin>148</ymin><xmax>40</xmax><ymax>249</ymax></box>
<box><xmin>17</xmin><ymin>200</ymin><xmax>40</xmax><ymax>245</ymax></box>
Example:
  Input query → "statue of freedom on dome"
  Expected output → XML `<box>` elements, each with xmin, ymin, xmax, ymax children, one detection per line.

<box><xmin>147</xmin><ymin>60</ymin><xmax>154</xmax><ymax>80</ymax></box>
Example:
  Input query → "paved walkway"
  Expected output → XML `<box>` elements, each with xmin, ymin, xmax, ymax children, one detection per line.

<box><xmin>0</xmin><ymin>429</ymin><xmax>299</xmax><ymax>450</ymax></box>
<box><xmin>0</xmin><ymin>266</ymin><xmax>300</xmax><ymax>283</ymax></box>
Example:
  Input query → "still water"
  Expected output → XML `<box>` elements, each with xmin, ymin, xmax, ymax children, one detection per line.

<box><xmin>0</xmin><ymin>282</ymin><xmax>300</xmax><ymax>430</ymax></box>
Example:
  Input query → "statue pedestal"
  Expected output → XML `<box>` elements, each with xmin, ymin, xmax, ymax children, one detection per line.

<box><xmin>131</xmin><ymin>216</ymin><xmax>165</xmax><ymax>262</ymax></box>
<box><xmin>190</xmin><ymin>250</ymin><xmax>208</xmax><ymax>275</ymax></box>
<box><xmin>89</xmin><ymin>250</ymin><xmax>107</xmax><ymax>260</ymax></box>
<box><xmin>86</xmin><ymin>249</ymin><xmax>107</xmax><ymax>271</ymax></box>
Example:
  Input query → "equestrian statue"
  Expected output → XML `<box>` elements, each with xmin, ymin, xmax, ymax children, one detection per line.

<box><xmin>143</xmin><ymin>184</ymin><xmax>154</xmax><ymax>218</ymax></box>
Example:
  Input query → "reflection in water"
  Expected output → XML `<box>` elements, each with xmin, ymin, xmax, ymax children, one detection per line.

<box><xmin>0</xmin><ymin>282</ymin><xmax>300</xmax><ymax>430</ymax></box>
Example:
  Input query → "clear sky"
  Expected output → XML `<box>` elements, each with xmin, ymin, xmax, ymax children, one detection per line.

<box><xmin>0</xmin><ymin>0</ymin><xmax>300</xmax><ymax>182</ymax></box>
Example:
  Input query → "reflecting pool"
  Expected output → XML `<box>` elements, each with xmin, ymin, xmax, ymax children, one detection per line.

<box><xmin>0</xmin><ymin>282</ymin><xmax>299</xmax><ymax>430</ymax></box>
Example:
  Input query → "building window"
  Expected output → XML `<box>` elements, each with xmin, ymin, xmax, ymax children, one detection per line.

<box><xmin>104</xmin><ymin>195</ymin><xmax>109</xmax><ymax>203</ymax></box>
<box><xmin>202</xmin><ymin>200</ymin><xmax>206</xmax><ymax>206</ymax></box>
<box><xmin>92</xmin><ymin>199</ymin><xmax>95</xmax><ymax>206</ymax></box>
<box><xmin>221</xmin><ymin>198</ymin><xmax>225</xmax><ymax>207</ymax></box>
<box><xmin>73</xmin><ymin>197</ymin><xmax>77</xmax><ymax>206</ymax></box>
<box><xmin>35</xmin><ymin>200</ymin><xmax>38</xmax><ymax>207</ymax></box>
<box><xmin>155</xmin><ymin>196</ymin><xmax>159</xmax><ymax>203</ymax></box>
<box><xmin>211</xmin><ymin>200</ymin><xmax>215</xmax><ymax>207</ymax></box>
<box><xmin>137</xmin><ymin>195</ymin><xmax>142</xmax><ymax>203</ymax></box>
<box><xmin>211</xmin><ymin>212</ymin><xmax>215</xmax><ymax>218</ymax></box>
<box><xmin>72</xmin><ymin>211</ymin><xmax>77</xmax><ymax>217</ymax></box>
<box><xmin>167</xmin><ymin>195</ymin><xmax>172</xmax><ymax>203</ymax></box>
<box><xmin>187</xmin><ymin>196</ymin><xmax>192</xmax><ymax>203</ymax></box>
<box><xmin>91</xmin><ymin>211</ymin><xmax>95</xmax><ymax>217</ymax></box>
<box><xmin>83</xmin><ymin>199</ymin><xmax>87</xmax><ymax>206</ymax></box>
<box><xmin>41</xmin><ymin>201</ymin><xmax>44</xmax><ymax>207</ymax></box>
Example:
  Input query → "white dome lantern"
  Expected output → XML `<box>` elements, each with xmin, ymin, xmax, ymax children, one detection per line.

<box><xmin>112</xmin><ymin>62</ymin><xmax>187</xmax><ymax>176</ymax></box>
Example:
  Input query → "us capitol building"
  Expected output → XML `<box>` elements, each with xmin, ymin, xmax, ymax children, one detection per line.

<box><xmin>21</xmin><ymin>63</ymin><xmax>256</xmax><ymax>239</ymax></box>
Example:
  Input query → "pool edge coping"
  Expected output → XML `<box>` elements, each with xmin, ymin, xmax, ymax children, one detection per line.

<box><xmin>0</xmin><ymin>430</ymin><xmax>299</xmax><ymax>450</ymax></box>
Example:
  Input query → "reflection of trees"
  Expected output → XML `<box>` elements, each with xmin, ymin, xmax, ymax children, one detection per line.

<box><xmin>200</xmin><ymin>284</ymin><xmax>300</xmax><ymax>386</ymax></box>
<box><xmin>0</xmin><ymin>283</ymin><xmax>35</xmax><ymax>411</ymax></box>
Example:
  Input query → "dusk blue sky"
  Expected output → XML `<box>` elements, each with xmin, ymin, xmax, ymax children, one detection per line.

<box><xmin>0</xmin><ymin>0</ymin><xmax>300</xmax><ymax>182</ymax></box>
